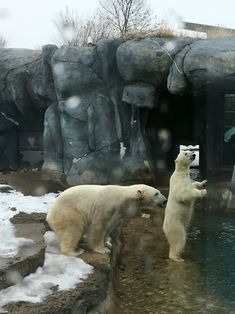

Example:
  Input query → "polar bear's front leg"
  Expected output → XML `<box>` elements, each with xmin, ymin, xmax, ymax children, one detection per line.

<box><xmin>59</xmin><ymin>227</ymin><xmax>84</xmax><ymax>256</ymax></box>
<box><xmin>192</xmin><ymin>180</ymin><xmax>207</xmax><ymax>189</ymax></box>
<box><xmin>176</xmin><ymin>187</ymin><xmax>206</xmax><ymax>202</ymax></box>
<box><xmin>87</xmin><ymin>223</ymin><xmax>110</xmax><ymax>254</ymax></box>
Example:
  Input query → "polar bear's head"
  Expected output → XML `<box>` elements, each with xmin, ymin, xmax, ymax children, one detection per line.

<box><xmin>175</xmin><ymin>151</ymin><xmax>196</xmax><ymax>169</ymax></box>
<box><xmin>134</xmin><ymin>184</ymin><xmax>167</xmax><ymax>214</ymax></box>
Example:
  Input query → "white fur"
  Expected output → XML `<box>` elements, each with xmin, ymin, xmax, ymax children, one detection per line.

<box><xmin>47</xmin><ymin>184</ymin><xmax>166</xmax><ymax>255</ymax></box>
<box><xmin>163</xmin><ymin>151</ymin><xmax>207</xmax><ymax>262</ymax></box>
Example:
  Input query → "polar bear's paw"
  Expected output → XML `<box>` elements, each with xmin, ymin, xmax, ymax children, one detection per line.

<box><xmin>105</xmin><ymin>237</ymin><xmax>112</xmax><ymax>249</ymax></box>
<box><xmin>67</xmin><ymin>248</ymin><xmax>85</xmax><ymax>256</ymax></box>
<box><xmin>201</xmin><ymin>189</ymin><xmax>207</xmax><ymax>198</ymax></box>
<box><xmin>201</xmin><ymin>180</ymin><xmax>207</xmax><ymax>186</ymax></box>
<box><xmin>169</xmin><ymin>254</ymin><xmax>184</xmax><ymax>262</ymax></box>
<box><xmin>94</xmin><ymin>246</ymin><xmax>111</xmax><ymax>254</ymax></box>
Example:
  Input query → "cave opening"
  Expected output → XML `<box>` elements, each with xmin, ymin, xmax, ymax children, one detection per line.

<box><xmin>144</xmin><ymin>91</ymin><xmax>197</xmax><ymax>175</ymax></box>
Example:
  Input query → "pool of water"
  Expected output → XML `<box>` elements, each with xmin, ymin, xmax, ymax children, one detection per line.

<box><xmin>189</xmin><ymin>212</ymin><xmax>235</xmax><ymax>308</ymax></box>
<box><xmin>117</xmin><ymin>211</ymin><xmax>235</xmax><ymax>314</ymax></box>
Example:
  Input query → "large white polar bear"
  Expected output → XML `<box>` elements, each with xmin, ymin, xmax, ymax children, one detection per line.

<box><xmin>163</xmin><ymin>151</ymin><xmax>207</xmax><ymax>262</ymax></box>
<box><xmin>46</xmin><ymin>184</ymin><xmax>167</xmax><ymax>255</ymax></box>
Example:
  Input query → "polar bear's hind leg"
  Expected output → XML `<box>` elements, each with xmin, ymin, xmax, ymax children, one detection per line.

<box><xmin>167</xmin><ymin>224</ymin><xmax>186</xmax><ymax>262</ymax></box>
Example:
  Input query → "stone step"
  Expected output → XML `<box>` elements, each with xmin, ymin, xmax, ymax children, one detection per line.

<box><xmin>10</xmin><ymin>212</ymin><xmax>50</xmax><ymax>230</ymax></box>
<box><xmin>0</xmin><ymin>222</ymin><xmax>46</xmax><ymax>290</ymax></box>
<box><xmin>2</xmin><ymin>252</ymin><xmax>111</xmax><ymax>314</ymax></box>
<box><xmin>0</xmin><ymin>184</ymin><xmax>13</xmax><ymax>193</ymax></box>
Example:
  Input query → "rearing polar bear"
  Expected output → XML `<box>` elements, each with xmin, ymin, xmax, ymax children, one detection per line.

<box><xmin>163</xmin><ymin>151</ymin><xmax>207</xmax><ymax>262</ymax></box>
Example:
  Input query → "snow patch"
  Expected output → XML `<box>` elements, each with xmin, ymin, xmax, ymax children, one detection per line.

<box><xmin>0</xmin><ymin>253</ymin><xmax>93</xmax><ymax>310</ymax></box>
<box><xmin>0</xmin><ymin>188</ymin><xmax>93</xmax><ymax>311</ymax></box>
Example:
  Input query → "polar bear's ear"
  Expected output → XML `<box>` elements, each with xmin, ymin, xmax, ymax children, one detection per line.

<box><xmin>137</xmin><ymin>190</ymin><xmax>145</xmax><ymax>201</ymax></box>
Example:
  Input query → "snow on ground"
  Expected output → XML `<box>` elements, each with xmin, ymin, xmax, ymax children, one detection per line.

<box><xmin>0</xmin><ymin>186</ymin><xmax>57</xmax><ymax>258</ymax></box>
<box><xmin>0</xmin><ymin>253</ymin><xmax>93</xmax><ymax>311</ymax></box>
<box><xmin>0</xmin><ymin>186</ymin><xmax>94</xmax><ymax>312</ymax></box>
<box><xmin>0</xmin><ymin>221</ymin><xmax>34</xmax><ymax>258</ymax></box>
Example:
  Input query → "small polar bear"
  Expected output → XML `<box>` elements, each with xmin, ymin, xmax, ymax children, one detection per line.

<box><xmin>163</xmin><ymin>151</ymin><xmax>207</xmax><ymax>262</ymax></box>
<box><xmin>46</xmin><ymin>184</ymin><xmax>167</xmax><ymax>256</ymax></box>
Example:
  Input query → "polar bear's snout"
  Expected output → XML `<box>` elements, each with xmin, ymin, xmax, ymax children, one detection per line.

<box><xmin>190</xmin><ymin>152</ymin><xmax>196</xmax><ymax>160</ymax></box>
<box><xmin>156</xmin><ymin>193</ymin><xmax>167</xmax><ymax>207</ymax></box>
<box><xmin>184</xmin><ymin>151</ymin><xmax>195</xmax><ymax>161</ymax></box>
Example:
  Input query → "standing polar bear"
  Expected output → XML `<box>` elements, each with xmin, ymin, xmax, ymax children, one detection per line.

<box><xmin>46</xmin><ymin>184</ymin><xmax>167</xmax><ymax>256</ymax></box>
<box><xmin>163</xmin><ymin>151</ymin><xmax>207</xmax><ymax>262</ymax></box>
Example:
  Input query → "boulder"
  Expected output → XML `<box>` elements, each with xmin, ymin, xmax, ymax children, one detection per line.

<box><xmin>42</xmin><ymin>102</ymin><xmax>63</xmax><ymax>172</ymax></box>
<box><xmin>168</xmin><ymin>36</ymin><xmax>235</xmax><ymax>95</ymax></box>
<box><xmin>116</xmin><ymin>37</ymin><xmax>195</xmax><ymax>87</ymax></box>
<box><xmin>43</xmin><ymin>39</ymin><xmax>154</xmax><ymax>185</ymax></box>
<box><xmin>122</xmin><ymin>83</ymin><xmax>156</xmax><ymax>108</ymax></box>
<box><xmin>0</xmin><ymin>46</ymin><xmax>57</xmax><ymax>171</ymax></box>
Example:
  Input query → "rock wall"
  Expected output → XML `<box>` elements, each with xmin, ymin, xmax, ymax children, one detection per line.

<box><xmin>1</xmin><ymin>36</ymin><xmax>235</xmax><ymax>184</ymax></box>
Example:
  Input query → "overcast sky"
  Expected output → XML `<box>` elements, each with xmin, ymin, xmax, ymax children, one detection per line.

<box><xmin>0</xmin><ymin>0</ymin><xmax>234</xmax><ymax>49</ymax></box>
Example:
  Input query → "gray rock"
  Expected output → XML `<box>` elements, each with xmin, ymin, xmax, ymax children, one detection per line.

<box><xmin>52</xmin><ymin>46</ymin><xmax>102</xmax><ymax>99</ymax></box>
<box><xmin>0</xmin><ymin>46</ymin><xmax>57</xmax><ymax>171</ymax></box>
<box><xmin>0</xmin><ymin>184</ymin><xmax>13</xmax><ymax>193</ymax></box>
<box><xmin>116</xmin><ymin>37</ymin><xmax>195</xmax><ymax>87</ymax></box>
<box><xmin>167</xmin><ymin>44</ymin><xmax>191</xmax><ymax>95</ymax></box>
<box><xmin>42</xmin><ymin>102</ymin><xmax>63</xmax><ymax>172</ymax></box>
<box><xmin>168</xmin><ymin>36</ymin><xmax>235</xmax><ymax>95</ymax></box>
<box><xmin>4</xmin><ymin>36</ymin><xmax>235</xmax><ymax>183</ymax></box>
<box><xmin>0</xmin><ymin>129</ymin><xmax>19</xmax><ymax>170</ymax></box>
<box><xmin>122</xmin><ymin>83</ymin><xmax>156</xmax><ymax>108</ymax></box>
<box><xmin>10</xmin><ymin>212</ymin><xmax>50</xmax><ymax>230</ymax></box>
<box><xmin>96</xmin><ymin>38</ymin><xmax>123</xmax><ymax>88</ymax></box>
<box><xmin>42</xmin><ymin>40</ymin><xmax>154</xmax><ymax>185</ymax></box>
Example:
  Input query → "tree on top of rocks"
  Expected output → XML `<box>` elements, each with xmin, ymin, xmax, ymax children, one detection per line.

<box><xmin>52</xmin><ymin>6</ymin><xmax>111</xmax><ymax>47</ymax></box>
<box><xmin>98</xmin><ymin>0</ymin><xmax>153</xmax><ymax>38</ymax></box>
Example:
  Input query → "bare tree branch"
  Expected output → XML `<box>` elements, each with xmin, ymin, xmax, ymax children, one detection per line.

<box><xmin>99</xmin><ymin>0</ymin><xmax>153</xmax><ymax>37</ymax></box>
<box><xmin>52</xmin><ymin>7</ymin><xmax>111</xmax><ymax>47</ymax></box>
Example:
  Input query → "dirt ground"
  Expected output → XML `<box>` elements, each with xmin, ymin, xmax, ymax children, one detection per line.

<box><xmin>116</xmin><ymin>214</ymin><xmax>169</xmax><ymax>314</ymax></box>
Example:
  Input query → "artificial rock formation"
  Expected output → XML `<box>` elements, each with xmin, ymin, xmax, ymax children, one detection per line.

<box><xmin>1</xmin><ymin>36</ymin><xmax>235</xmax><ymax>184</ymax></box>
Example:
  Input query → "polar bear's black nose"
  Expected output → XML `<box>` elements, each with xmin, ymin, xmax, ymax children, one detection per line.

<box><xmin>160</xmin><ymin>199</ymin><xmax>167</xmax><ymax>207</ymax></box>
<box><xmin>192</xmin><ymin>153</ymin><xmax>196</xmax><ymax>160</ymax></box>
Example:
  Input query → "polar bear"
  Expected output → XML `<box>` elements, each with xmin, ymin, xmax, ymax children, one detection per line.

<box><xmin>46</xmin><ymin>184</ymin><xmax>167</xmax><ymax>255</ymax></box>
<box><xmin>163</xmin><ymin>151</ymin><xmax>207</xmax><ymax>262</ymax></box>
